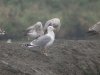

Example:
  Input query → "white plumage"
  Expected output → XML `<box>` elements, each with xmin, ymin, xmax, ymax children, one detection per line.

<box><xmin>0</xmin><ymin>28</ymin><xmax>5</xmax><ymax>35</ymax></box>
<box><xmin>7</xmin><ymin>39</ymin><xmax>12</xmax><ymax>43</ymax></box>
<box><xmin>44</xmin><ymin>18</ymin><xmax>61</xmax><ymax>33</ymax></box>
<box><xmin>25</xmin><ymin>22</ymin><xmax>44</xmax><ymax>40</ymax></box>
<box><xmin>25</xmin><ymin>26</ymin><xmax>55</xmax><ymax>56</ymax></box>
<box><xmin>88</xmin><ymin>22</ymin><xmax>100</xmax><ymax>35</ymax></box>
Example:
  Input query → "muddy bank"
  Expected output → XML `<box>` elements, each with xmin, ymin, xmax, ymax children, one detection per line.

<box><xmin>0</xmin><ymin>40</ymin><xmax>100</xmax><ymax>75</ymax></box>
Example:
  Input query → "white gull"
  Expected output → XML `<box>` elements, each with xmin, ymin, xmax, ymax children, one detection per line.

<box><xmin>25</xmin><ymin>26</ymin><xmax>55</xmax><ymax>56</ymax></box>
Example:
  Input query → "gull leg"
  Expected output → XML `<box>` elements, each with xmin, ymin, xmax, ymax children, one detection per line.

<box><xmin>43</xmin><ymin>47</ymin><xmax>48</xmax><ymax>56</ymax></box>
<box><xmin>40</xmin><ymin>48</ymin><xmax>44</xmax><ymax>54</ymax></box>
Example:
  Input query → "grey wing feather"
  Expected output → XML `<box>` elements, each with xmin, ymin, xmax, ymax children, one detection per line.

<box><xmin>27</xmin><ymin>25</ymin><xmax>35</xmax><ymax>30</ymax></box>
<box><xmin>44</xmin><ymin>20</ymin><xmax>52</xmax><ymax>30</ymax></box>
<box><xmin>31</xmin><ymin>35</ymin><xmax>51</xmax><ymax>47</ymax></box>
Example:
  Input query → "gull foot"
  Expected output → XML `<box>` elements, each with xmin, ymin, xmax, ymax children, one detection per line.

<box><xmin>43</xmin><ymin>53</ymin><xmax>48</xmax><ymax>56</ymax></box>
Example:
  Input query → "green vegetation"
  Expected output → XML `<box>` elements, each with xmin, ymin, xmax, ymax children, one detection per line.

<box><xmin>0</xmin><ymin>0</ymin><xmax>100</xmax><ymax>39</ymax></box>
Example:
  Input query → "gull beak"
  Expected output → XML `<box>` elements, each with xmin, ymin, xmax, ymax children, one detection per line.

<box><xmin>53</xmin><ymin>27</ymin><xmax>56</xmax><ymax>31</ymax></box>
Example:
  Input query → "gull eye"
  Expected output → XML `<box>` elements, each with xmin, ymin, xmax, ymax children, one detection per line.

<box><xmin>53</xmin><ymin>25</ymin><xmax>58</xmax><ymax>28</ymax></box>
<box><xmin>48</xmin><ymin>23</ymin><xmax>52</xmax><ymax>26</ymax></box>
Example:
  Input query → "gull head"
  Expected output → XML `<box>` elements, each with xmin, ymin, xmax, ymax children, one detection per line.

<box><xmin>35</xmin><ymin>22</ymin><xmax>43</xmax><ymax>29</ymax></box>
<box><xmin>47</xmin><ymin>26</ymin><xmax>55</xmax><ymax>31</ymax></box>
<box><xmin>36</xmin><ymin>22</ymin><xmax>42</xmax><ymax>26</ymax></box>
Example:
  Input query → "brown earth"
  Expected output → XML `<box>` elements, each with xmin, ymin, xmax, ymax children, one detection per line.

<box><xmin>0</xmin><ymin>40</ymin><xmax>100</xmax><ymax>75</ymax></box>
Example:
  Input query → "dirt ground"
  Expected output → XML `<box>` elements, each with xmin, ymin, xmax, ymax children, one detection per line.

<box><xmin>0</xmin><ymin>40</ymin><xmax>100</xmax><ymax>75</ymax></box>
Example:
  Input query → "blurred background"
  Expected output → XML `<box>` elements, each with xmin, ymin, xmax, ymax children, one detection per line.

<box><xmin>0</xmin><ymin>0</ymin><xmax>100</xmax><ymax>40</ymax></box>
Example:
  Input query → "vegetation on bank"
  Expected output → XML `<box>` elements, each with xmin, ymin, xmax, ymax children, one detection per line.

<box><xmin>0</xmin><ymin>0</ymin><xmax>100</xmax><ymax>39</ymax></box>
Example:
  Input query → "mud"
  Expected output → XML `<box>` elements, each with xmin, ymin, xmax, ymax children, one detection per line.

<box><xmin>0</xmin><ymin>40</ymin><xmax>100</xmax><ymax>75</ymax></box>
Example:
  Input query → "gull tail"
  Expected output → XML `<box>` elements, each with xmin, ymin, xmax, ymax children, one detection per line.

<box><xmin>86</xmin><ymin>30</ymin><xmax>98</xmax><ymax>36</ymax></box>
<box><xmin>25</xmin><ymin>44</ymin><xmax>34</xmax><ymax>48</ymax></box>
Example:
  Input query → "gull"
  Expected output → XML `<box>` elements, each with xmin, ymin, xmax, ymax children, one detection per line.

<box><xmin>44</xmin><ymin>18</ymin><xmax>61</xmax><ymax>33</ymax></box>
<box><xmin>25</xmin><ymin>26</ymin><xmax>55</xmax><ymax>56</ymax></box>
<box><xmin>25</xmin><ymin>22</ymin><xmax>44</xmax><ymax>40</ymax></box>
<box><xmin>87</xmin><ymin>21</ymin><xmax>100</xmax><ymax>35</ymax></box>
<box><xmin>0</xmin><ymin>28</ymin><xmax>5</xmax><ymax>35</ymax></box>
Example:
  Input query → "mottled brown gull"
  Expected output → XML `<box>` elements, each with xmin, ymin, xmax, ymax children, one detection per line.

<box><xmin>44</xmin><ymin>18</ymin><xmax>61</xmax><ymax>33</ymax></box>
<box><xmin>0</xmin><ymin>28</ymin><xmax>5</xmax><ymax>35</ymax></box>
<box><xmin>87</xmin><ymin>21</ymin><xmax>100</xmax><ymax>35</ymax></box>
<box><xmin>25</xmin><ymin>22</ymin><xmax>44</xmax><ymax>40</ymax></box>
